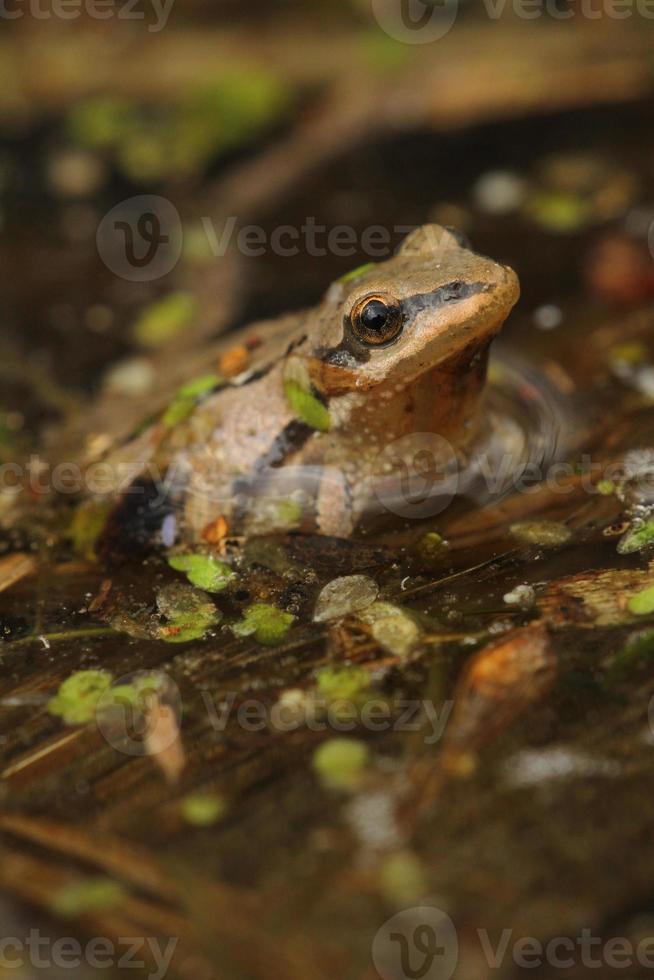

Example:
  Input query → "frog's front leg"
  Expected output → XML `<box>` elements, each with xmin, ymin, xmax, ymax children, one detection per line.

<box><xmin>315</xmin><ymin>468</ymin><xmax>355</xmax><ymax>538</ymax></box>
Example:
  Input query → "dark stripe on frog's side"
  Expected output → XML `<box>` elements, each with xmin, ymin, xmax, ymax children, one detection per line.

<box><xmin>227</xmin><ymin>335</ymin><xmax>310</xmax><ymax>389</ymax></box>
<box><xmin>401</xmin><ymin>280</ymin><xmax>492</xmax><ymax>318</ymax></box>
<box><xmin>317</xmin><ymin>280</ymin><xmax>493</xmax><ymax>366</ymax></box>
<box><xmin>252</xmin><ymin>418</ymin><xmax>316</xmax><ymax>473</ymax></box>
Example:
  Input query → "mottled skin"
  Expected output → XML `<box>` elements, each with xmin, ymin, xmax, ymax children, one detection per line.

<box><xmin>112</xmin><ymin>225</ymin><xmax>520</xmax><ymax>540</ymax></box>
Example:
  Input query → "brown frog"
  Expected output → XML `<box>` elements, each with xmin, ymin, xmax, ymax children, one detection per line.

<box><xmin>99</xmin><ymin>224</ymin><xmax>520</xmax><ymax>543</ymax></box>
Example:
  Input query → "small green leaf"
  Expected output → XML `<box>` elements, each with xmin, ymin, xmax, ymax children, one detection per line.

<box><xmin>628</xmin><ymin>585</ymin><xmax>654</xmax><ymax>616</ymax></box>
<box><xmin>180</xmin><ymin>793</ymin><xmax>226</xmax><ymax>826</ymax></box>
<box><xmin>68</xmin><ymin>500</ymin><xmax>112</xmax><ymax>560</ymax></box>
<box><xmin>596</xmin><ymin>480</ymin><xmax>616</xmax><ymax>496</ymax></box>
<box><xmin>617</xmin><ymin>521</ymin><xmax>654</xmax><ymax>555</ymax></box>
<box><xmin>316</xmin><ymin>667</ymin><xmax>371</xmax><ymax>704</ymax></box>
<box><xmin>337</xmin><ymin>262</ymin><xmax>375</xmax><ymax>285</ymax></box>
<box><xmin>525</xmin><ymin>191</ymin><xmax>593</xmax><ymax>233</ymax></box>
<box><xmin>52</xmin><ymin>878</ymin><xmax>126</xmax><ymax>918</ymax></box>
<box><xmin>161</xmin><ymin>374</ymin><xmax>223</xmax><ymax>429</ymax></box>
<box><xmin>168</xmin><ymin>554</ymin><xmax>235</xmax><ymax>593</ymax></box>
<box><xmin>67</xmin><ymin>97</ymin><xmax>139</xmax><ymax>148</ymax></box>
<box><xmin>48</xmin><ymin>670</ymin><xmax>113</xmax><ymax>726</ymax></box>
<box><xmin>133</xmin><ymin>293</ymin><xmax>198</xmax><ymax>348</ymax></box>
<box><xmin>176</xmin><ymin>374</ymin><xmax>222</xmax><ymax>400</ymax></box>
<box><xmin>283</xmin><ymin>380</ymin><xmax>331</xmax><ymax>432</ymax></box>
<box><xmin>156</xmin><ymin>582</ymin><xmax>221</xmax><ymax>642</ymax></box>
<box><xmin>604</xmin><ymin>629</ymin><xmax>654</xmax><ymax>685</ymax></box>
<box><xmin>232</xmin><ymin>603</ymin><xmax>295</xmax><ymax>646</ymax></box>
<box><xmin>312</xmin><ymin>738</ymin><xmax>369</xmax><ymax>790</ymax></box>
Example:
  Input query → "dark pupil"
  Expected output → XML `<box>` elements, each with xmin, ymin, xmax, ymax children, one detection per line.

<box><xmin>361</xmin><ymin>300</ymin><xmax>390</xmax><ymax>333</ymax></box>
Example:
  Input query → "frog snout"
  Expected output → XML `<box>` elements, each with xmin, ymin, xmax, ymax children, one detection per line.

<box><xmin>499</xmin><ymin>264</ymin><xmax>521</xmax><ymax>309</ymax></box>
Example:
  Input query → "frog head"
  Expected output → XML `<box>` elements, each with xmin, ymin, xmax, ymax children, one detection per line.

<box><xmin>307</xmin><ymin>224</ymin><xmax>519</xmax><ymax>398</ymax></box>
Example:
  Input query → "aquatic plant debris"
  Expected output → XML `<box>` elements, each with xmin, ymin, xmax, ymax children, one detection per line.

<box><xmin>525</xmin><ymin>191</ymin><xmax>593</xmax><ymax>232</ymax></box>
<box><xmin>378</xmin><ymin>851</ymin><xmax>428</xmax><ymax>904</ymax></box>
<box><xmin>156</xmin><ymin>583</ymin><xmax>221</xmax><ymax>643</ymax></box>
<box><xmin>503</xmin><ymin>584</ymin><xmax>536</xmax><ymax>608</ymax></box>
<box><xmin>617</xmin><ymin>521</ymin><xmax>654</xmax><ymax>555</ymax></box>
<box><xmin>604</xmin><ymin>629</ymin><xmax>654</xmax><ymax>684</ymax></box>
<box><xmin>132</xmin><ymin>293</ymin><xmax>198</xmax><ymax>348</ymax></box>
<box><xmin>162</xmin><ymin>374</ymin><xmax>222</xmax><ymax>428</ymax></box>
<box><xmin>180</xmin><ymin>793</ymin><xmax>226</xmax><ymax>826</ymax></box>
<box><xmin>51</xmin><ymin>878</ymin><xmax>126</xmax><ymax>918</ymax></box>
<box><xmin>627</xmin><ymin>584</ymin><xmax>654</xmax><ymax>616</ymax></box>
<box><xmin>48</xmin><ymin>670</ymin><xmax>113</xmax><ymax>725</ymax></box>
<box><xmin>283</xmin><ymin>380</ymin><xmax>331</xmax><ymax>432</ymax></box>
<box><xmin>417</xmin><ymin>531</ymin><xmax>447</xmax><ymax>559</ymax></box>
<box><xmin>97</xmin><ymin>672</ymin><xmax>167</xmax><ymax>715</ymax></box>
<box><xmin>68</xmin><ymin>499</ymin><xmax>112</xmax><ymax>560</ymax></box>
<box><xmin>312</xmin><ymin>738</ymin><xmax>370</xmax><ymax>791</ymax></box>
<box><xmin>313</xmin><ymin>575</ymin><xmax>379</xmax><ymax>622</ymax></box>
<box><xmin>67</xmin><ymin>96</ymin><xmax>139</xmax><ymax>148</ymax></box>
<box><xmin>316</xmin><ymin>666</ymin><xmax>371</xmax><ymax>705</ymax></box>
<box><xmin>509</xmin><ymin>520</ymin><xmax>572</xmax><ymax>547</ymax></box>
<box><xmin>503</xmin><ymin>747</ymin><xmax>620</xmax><ymax>787</ymax></box>
<box><xmin>231</xmin><ymin>603</ymin><xmax>295</xmax><ymax>646</ymax></box>
<box><xmin>358</xmin><ymin>601</ymin><xmax>421</xmax><ymax>659</ymax></box>
<box><xmin>168</xmin><ymin>554</ymin><xmax>235</xmax><ymax>593</ymax></box>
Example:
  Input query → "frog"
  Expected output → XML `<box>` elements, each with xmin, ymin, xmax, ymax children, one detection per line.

<box><xmin>97</xmin><ymin>224</ymin><xmax>521</xmax><ymax>544</ymax></box>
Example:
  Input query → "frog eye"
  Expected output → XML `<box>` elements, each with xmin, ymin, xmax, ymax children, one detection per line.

<box><xmin>349</xmin><ymin>293</ymin><xmax>404</xmax><ymax>346</ymax></box>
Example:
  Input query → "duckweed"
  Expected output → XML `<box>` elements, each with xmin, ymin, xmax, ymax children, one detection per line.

<box><xmin>157</xmin><ymin>583</ymin><xmax>221</xmax><ymax>643</ymax></box>
<box><xmin>51</xmin><ymin>878</ymin><xmax>126</xmax><ymax>918</ymax></box>
<box><xmin>378</xmin><ymin>851</ymin><xmax>428</xmax><ymax>904</ymax></box>
<box><xmin>168</xmin><ymin>554</ymin><xmax>235</xmax><ymax>593</ymax></box>
<box><xmin>180</xmin><ymin>793</ymin><xmax>226</xmax><ymax>826</ymax></box>
<box><xmin>617</xmin><ymin>521</ymin><xmax>654</xmax><ymax>555</ymax></box>
<box><xmin>132</xmin><ymin>293</ymin><xmax>198</xmax><ymax>348</ymax></box>
<box><xmin>509</xmin><ymin>520</ymin><xmax>572</xmax><ymax>547</ymax></box>
<box><xmin>627</xmin><ymin>584</ymin><xmax>654</xmax><ymax>616</ymax></box>
<box><xmin>312</xmin><ymin>737</ymin><xmax>369</xmax><ymax>790</ymax></box>
<box><xmin>316</xmin><ymin>666</ymin><xmax>371</xmax><ymax>704</ymax></box>
<box><xmin>68</xmin><ymin>499</ymin><xmax>112</xmax><ymax>560</ymax></box>
<box><xmin>358</xmin><ymin>601</ymin><xmax>421</xmax><ymax>659</ymax></box>
<box><xmin>232</xmin><ymin>603</ymin><xmax>295</xmax><ymax>646</ymax></box>
<box><xmin>313</xmin><ymin>575</ymin><xmax>379</xmax><ymax>622</ymax></box>
<box><xmin>48</xmin><ymin>670</ymin><xmax>113</xmax><ymax>726</ymax></box>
